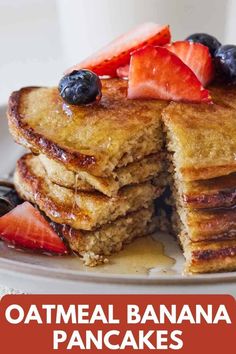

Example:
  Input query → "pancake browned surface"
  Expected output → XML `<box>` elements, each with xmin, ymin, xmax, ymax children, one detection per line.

<box><xmin>181</xmin><ymin>173</ymin><xmax>236</xmax><ymax>209</ymax></box>
<box><xmin>14</xmin><ymin>154</ymin><xmax>164</xmax><ymax>230</ymax></box>
<box><xmin>55</xmin><ymin>206</ymin><xmax>158</xmax><ymax>266</ymax></box>
<box><xmin>163</xmin><ymin>101</ymin><xmax>236</xmax><ymax>182</ymax></box>
<box><xmin>181</xmin><ymin>236</ymin><xmax>236</xmax><ymax>273</ymax></box>
<box><xmin>8</xmin><ymin>79</ymin><xmax>167</xmax><ymax>177</ymax></box>
<box><xmin>177</xmin><ymin>206</ymin><xmax>236</xmax><ymax>242</ymax></box>
<box><xmin>8</xmin><ymin>79</ymin><xmax>166</xmax><ymax>266</ymax></box>
<box><xmin>39</xmin><ymin>153</ymin><xmax>164</xmax><ymax>197</ymax></box>
<box><xmin>163</xmin><ymin>85</ymin><xmax>236</xmax><ymax>273</ymax></box>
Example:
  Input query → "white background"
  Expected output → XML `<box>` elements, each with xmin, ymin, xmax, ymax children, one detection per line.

<box><xmin>0</xmin><ymin>0</ymin><xmax>235</xmax><ymax>105</ymax></box>
<box><xmin>0</xmin><ymin>0</ymin><xmax>64</xmax><ymax>105</ymax></box>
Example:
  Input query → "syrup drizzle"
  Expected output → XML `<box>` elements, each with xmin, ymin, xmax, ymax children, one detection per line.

<box><xmin>72</xmin><ymin>174</ymin><xmax>79</xmax><ymax>213</ymax></box>
<box><xmin>86</xmin><ymin>235</ymin><xmax>175</xmax><ymax>275</ymax></box>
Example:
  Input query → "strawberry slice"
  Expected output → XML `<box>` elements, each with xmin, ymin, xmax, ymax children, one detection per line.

<box><xmin>117</xmin><ymin>64</ymin><xmax>130</xmax><ymax>79</ymax></box>
<box><xmin>128</xmin><ymin>46</ymin><xmax>212</xmax><ymax>103</ymax></box>
<box><xmin>166</xmin><ymin>41</ymin><xmax>214</xmax><ymax>86</ymax></box>
<box><xmin>0</xmin><ymin>202</ymin><xmax>68</xmax><ymax>255</ymax></box>
<box><xmin>66</xmin><ymin>23</ymin><xmax>171</xmax><ymax>77</ymax></box>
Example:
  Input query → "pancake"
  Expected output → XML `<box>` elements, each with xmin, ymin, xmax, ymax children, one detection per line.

<box><xmin>178</xmin><ymin>206</ymin><xmax>236</xmax><ymax>242</ymax></box>
<box><xmin>8</xmin><ymin>80</ymin><xmax>236</xmax><ymax>273</ymax></box>
<box><xmin>163</xmin><ymin>85</ymin><xmax>236</xmax><ymax>273</ymax></box>
<box><xmin>14</xmin><ymin>154</ymin><xmax>163</xmax><ymax>230</ymax></box>
<box><xmin>211</xmin><ymin>84</ymin><xmax>236</xmax><ymax>110</ymax></box>
<box><xmin>182</xmin><ymin>173</ymin><xmax>236</xmax><ymax>209</ymax></box>
<box><xmin>39</xmin><ymin>153</ymin><xmax>164</xmax><ymax>197</ymax></box>
<box><xmin>8</xmin><ymin>79</ymin><xmax>167</xmax><ymax>177</ymax></box>
<box><xmin>55</xmin><ymin>206</ymin><xmax>158</xmax><ymax>266</ymax></box>
<box><xmin>181</xmin><ymin>235</ymin><xmax>236</xmax><ymax>273</ymax></box>
<box><xmin>162</xmin><ymin>91</ymin><xmax>236</xmax><ymax>182</ymax></box>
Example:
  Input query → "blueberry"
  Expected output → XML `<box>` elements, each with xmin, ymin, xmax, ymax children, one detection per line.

<box><xmin>59</xmin><ymin>69</ymin><xmax>102</xmax><ymax>105</ymax></box>
<box><xmin>215</xmin><ymin>45</ymin><xmax>236</xmax><ymax>84</ymax></box>
<box><xmin>186</xmin><ymin>33</ymin><xmax>221</xmax><ymax>56</ymax></box>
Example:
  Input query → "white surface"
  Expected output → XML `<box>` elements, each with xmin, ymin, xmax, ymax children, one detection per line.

<box><xmin>0</xmin><ymin>0</ymin><xmax>65</xmax><ymax>105</ymax></box>
<box><xmin>0</xmin><ymin>105</ymin><xmax>236</xmax><ymax>294</ymax></box>
<box><xmin>57</xmin><ymin>0</ymin><xmax>233</xmax><ymax>66</ymax></box>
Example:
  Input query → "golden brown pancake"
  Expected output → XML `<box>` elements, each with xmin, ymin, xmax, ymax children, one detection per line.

<box><xmin>181</xmin><ymin>235</ymin><xmax>236</xmax><ymax>273</ymax></box>
<box><xmin>39</xmin><ymin>153</ymin><xmax>165</xmax><ymax>197</ymax></box>
<box><xmin>163</xmin><ymin>89</ymin><xmax>236</xmax><ymax>182</ymax></box>
<box><xmin>14</xmin><ymin>154</ymin><xmax>163</xmax><ymax>230</ymax></box>
<box><xmin>211</xmin><ymin>84</ymin><xmax>236</xmax><ymax>110</ymax></box>
<box><xmin>8</xmin><ymin>80</ymin><xmax>236</xmax><ymax>273</ymax></box>
<box><xmin>163</xmin><ymin>85</ymin><xmax>236</xmax><ymax>273</ymax></box>
<box><xmin>181</xmin><ymin>206</ymin><xmax>236</xmax><ymax>242</ymax></box>
<box><xmin>182</xmin><ymin>173</ymin><xmax>236</xmax><ymax>209</ymax></box>
<box><xmin>8</xmin><ymin>79</ymin><xmax>167</xmax><ymax>177</ymax></box>
<box><xmin>55</xmin><ymin>206</ymin><xmax>158</xmax><ymax>266</ymax></box>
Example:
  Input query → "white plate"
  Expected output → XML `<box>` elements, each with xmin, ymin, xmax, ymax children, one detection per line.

<box><xmin>0</xmin><ymin>105</ymin><xmax>236</xmax><ymax>295</ymax></box>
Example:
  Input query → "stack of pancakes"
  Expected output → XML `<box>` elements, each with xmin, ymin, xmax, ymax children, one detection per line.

<box><xmin>163</xmin><ymin>85</ymin><xmax>236</xmax><ymax>273</ymax></box>
<box><xmin>8</xmin><ymin>80</ymin><xmax>167</xmax><ymax>266</ymax></box>
<box><xmin>7</xmin><ymin>79</ymin><xmax>236</xmax><ymax>273</ymax></box>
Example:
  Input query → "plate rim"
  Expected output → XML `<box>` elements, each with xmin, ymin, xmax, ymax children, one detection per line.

<box><xmin>0</xmin><ymin>249</ymin><xmax>236</xmax><ymax>285</ymax></box>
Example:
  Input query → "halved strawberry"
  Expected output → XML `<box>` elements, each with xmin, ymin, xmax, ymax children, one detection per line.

<box><xmin>117</xmin><ymin>64</ymin><xmax>130</xmax><ymax>79</ymax></box>
<box><xmin>0</xmin><ymin>202</ymin><xmax>68</xmax><ymax>255</ymax></box>
<box><xmin>128</xmin><ymin>46</ymin><xmax>212</xmax><ymax>103</ymax></box>
<box><xmin>66</xmin><ymin>23</ymin><xmax>171</xmax><ymax>77</ymax></box>
<box><xmin>166</xmin><ymin>41</ymin><xmax>214</xmax><ymax>86</ymax></box>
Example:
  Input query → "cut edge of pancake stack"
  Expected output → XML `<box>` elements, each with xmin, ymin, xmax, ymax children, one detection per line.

<box><xmin>9</xmin><ymin>81</ymin><xmax>167</xmax><ymax>266</ymax></box>
<box><xmin>163</xmin><ymin>89</ymin><xmax>236</xmax><ymax>274</ymax></box>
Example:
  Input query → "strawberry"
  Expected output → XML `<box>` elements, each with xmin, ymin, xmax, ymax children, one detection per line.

<box><xmin>166</xmin><ymin>41</ymin><xmax>214</xmax><ymax>86</ymax></box>
<box><xmin>128</xmin><ymin>46</ymin><xmax>212</xmax><ymax>103</ymax></box>
<box><xmin>117</xmin><ymin>64</ymin><xmax>130</xmax><ymax>79</ymax></box>
<box><xmin>0</xmin><ymin>202</ymin><xmax>68</xmax><ymax>255</ymax></box>
<box><xmin>66</xmin><ymin>23</ymin><xmax>171</xmax><ymax>77</ymax></box>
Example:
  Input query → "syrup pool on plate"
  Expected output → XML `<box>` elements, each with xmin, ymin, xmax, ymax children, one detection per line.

<box><xmin>85</xmin><ymin>234</ymin><xmax>176</xmax><ymax>275</ymax></box>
